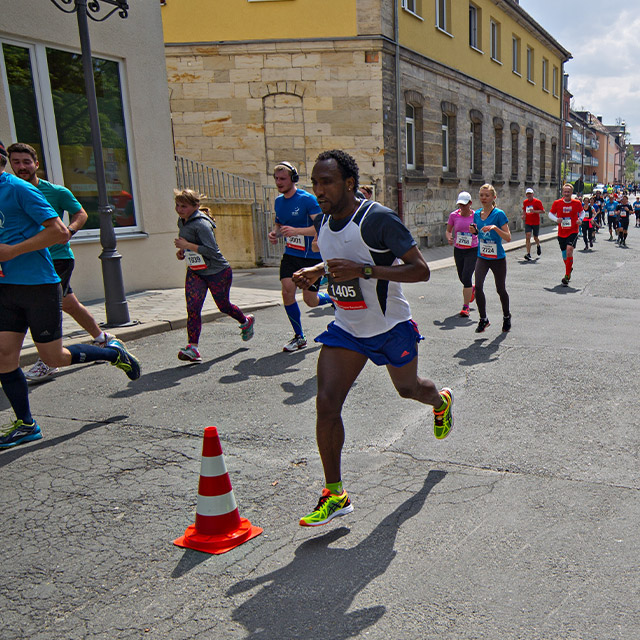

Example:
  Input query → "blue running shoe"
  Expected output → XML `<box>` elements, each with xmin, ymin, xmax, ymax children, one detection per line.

<box><xmin>0</xmin><ymin>420</ymin><xmax>42</xmax><ymax>448</ymax></box>
<box><xmin>107</xmin><ymin>337</ymin><xmax>141</xmax><ymax>380</ymax></box>
<box><xmin>240</xmin><ymin>314</ymin><xmax>255</xmax><ymax>342</ymax></box>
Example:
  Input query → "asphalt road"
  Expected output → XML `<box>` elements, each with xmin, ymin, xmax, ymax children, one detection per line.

<box><xmin>2</xmin><ymin>226</ymin><xmax>640</xmax><ymax>640</ymax></box>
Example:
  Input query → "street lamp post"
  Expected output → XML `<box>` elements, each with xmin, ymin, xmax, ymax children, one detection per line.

<box><xmin>47</xmin><ymin>0</ymin><xmax>131</xmax><ymax>326</ymax></box>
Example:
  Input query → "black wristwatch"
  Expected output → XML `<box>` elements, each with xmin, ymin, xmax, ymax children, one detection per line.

<box><xmin>362</xmin><ymin>263</ymin><xmax>373</xmax><ymax>279</ymax></box>
<box><xmin>67</xmin><ymin>227</ymin><xmax>77</xmax><ymax>237</ymax></box>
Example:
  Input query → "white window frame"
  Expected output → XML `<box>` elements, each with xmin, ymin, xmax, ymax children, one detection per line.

<box><xmin>469</xmin><ymin>4</ymin><xmax>480</xmax><ymax>51</ymax></box>
<box><xmin>470</xmin><ymin>121</ymin><xmax>476</xmax><ymax>174</ymax></box>
<box><xmin>1</xmin><ymin>37</ymin><xmax>141</xmax><ymax>237</ymax></box>
<box><xmin>442</xmin><ymin>113</ymin><xmax>450</xmax><ymax>172</ymax></box>
<box><xmin>436</xmin><ymin>0</ymin><xmax>451</xmax><ymax>35</ymax></box>
<box><xmin>490</xmin><ymin>20</ymin><xmax>501</xmax><ymax>62</ymax></box>
<box><xmin>527</xmin><ymin>46</ymin><xmax>534</xmax><ymax>84</ymax></box>
<box><xmin>406</xmin><ymin>104</ymin><xmax>416</xmax><ymax>170</ymax></box>
<box><xmin>402</xmin><ymin>0</ymin><xmax>423</xmax><ymax>18</ymax></box>
<box><xmin>512</xmin><ymin>36</ymin><xmax>521</xmax><ymax>76</ymax></box>
<box><xmin>552</xmin><ymin>65</ymin><xmax>559</xmax><ymax>97</ymax></box>
<box><xmin>542</xmin><ymin>58</ymin><xmax>549</xmax><ymax>92</ymax></box>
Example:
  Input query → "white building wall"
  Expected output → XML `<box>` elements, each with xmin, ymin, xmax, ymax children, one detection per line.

<box><xmin>1</xmin><ymin>2</ymin><xmax>183</xmax><ymax>300</ymax></box>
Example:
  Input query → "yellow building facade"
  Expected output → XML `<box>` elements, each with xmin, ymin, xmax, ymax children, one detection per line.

<box><xmin>399</xmin><ymin>0</ymin><xmax>563</xmax><ymax>118</ymax></box>
<box><xmin>163</xmin><ymin>0</ymin><xmax>570</xmax><ymax>248</ymax></box>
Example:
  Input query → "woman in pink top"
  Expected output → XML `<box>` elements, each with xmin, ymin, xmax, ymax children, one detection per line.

<box><xmin>446</xmin><ymin>191</ymin><xmax>478</xmax><ymax>317</ymax></box>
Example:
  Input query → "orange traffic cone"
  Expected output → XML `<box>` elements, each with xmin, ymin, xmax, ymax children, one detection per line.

<box><xmin>174</xmin><ymin>426</ymin><xmax>262</xmax><ymax>554</ymax></box>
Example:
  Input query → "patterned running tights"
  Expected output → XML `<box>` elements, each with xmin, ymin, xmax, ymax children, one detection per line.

<box><xmin>185</xmin><ymin>267</ymin><xmax>246</xmax><ymax>344</ymax></box>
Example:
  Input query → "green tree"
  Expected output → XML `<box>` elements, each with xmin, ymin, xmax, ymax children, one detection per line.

<box><xmin>625</xmin><ymin>144</ymin><xmax>637</xmax><ymax>183</ymax></box>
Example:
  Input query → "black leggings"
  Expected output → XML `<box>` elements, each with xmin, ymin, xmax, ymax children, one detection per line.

<box><xmin>474</xmin><ymin>257</ymin><xmax>509</xmax><ymax>319</ymax></box>
<box><xmin>453</xmin><ymin>246</ymin><xmax>477</xmax><ymax>288</ymax></box>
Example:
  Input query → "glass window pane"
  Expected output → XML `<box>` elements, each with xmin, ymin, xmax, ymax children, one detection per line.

<box><xmin>442</xmin><ymin>128</ymin><xmax>448</xmax><ymax>169</ymax></box>
<box><xmin>406</xmin><ymin>121</ymin><xmax>414</xmax><ymax>166</ymax></box>
<box><xmin>45</xmin><ymin>48</ymin><xmax>136</xmax><ymax>229</ymax></box>
<box><xmin>2</xmin><ymin>44</ymin><xmax>48</xmax><ymax>180</ymax></box>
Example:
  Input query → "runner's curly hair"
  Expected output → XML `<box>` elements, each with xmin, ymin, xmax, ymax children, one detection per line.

<box><xmin>316</xmin><ymin>149</ymin><xmax>359</xmax><ymax>190</ymax></box>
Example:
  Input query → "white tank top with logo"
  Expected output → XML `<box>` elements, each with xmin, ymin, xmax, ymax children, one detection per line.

<box><xmin>317</xmin><ymin>200</ymin><xmax>412</xmax><ymax>338</ymax></box>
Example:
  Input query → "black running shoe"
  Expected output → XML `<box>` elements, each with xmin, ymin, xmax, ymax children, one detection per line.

<box><xmin>537</xmin><ymin>245</ymin><xmax>542</xmax><ymax>256</ymax></box>
<box><xmin>475</xmin><ymin>318</ymin><xmax>490</xmax><ymax>333</ymax></box>
<box><xmin>502</xmin><ymin>315</ymin><xmax>512</xmax><ymax>332</ymax></box>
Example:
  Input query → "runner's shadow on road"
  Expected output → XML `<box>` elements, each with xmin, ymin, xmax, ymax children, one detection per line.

<box><xmin>225</xmin><ymin>469</ymin><xmax>446</xmax><ymax>640</ymax></box>
<box><xmin>543</xmin><ymin>285</ymin><xmax>580</xmax><ymax>294</ymax></box>
<box><xmin>0</xmin><ymin>415</ymin><xmax>127</xmax><ymax>468</ymax></box>
<box><xmin>108</xmin><ymin>349</ymin><xmax>248</xmax><ymax>398</ymax></box>
<box><xmin>219</xmin><ymin>346</ymin><xmax>321</xmax><ymax>385</ymax></box>
<box><xmin>281</xmin><ymin>375</ymin><xmax>318</xmax><ymax>405</ymax></box>
<box><xmin>433</xmin><ymin>314</ymin><xmax>476</xmax><ymax>331</ymax></box>
<box><xmin>453</xmin><ymin>332</ymin><xmax>507</xmax><ymax>366</ymax></box>
<box><xmin>0</xmin><ymin>363</ymin><xmax>105</xmax><ymax>412</ymax></box>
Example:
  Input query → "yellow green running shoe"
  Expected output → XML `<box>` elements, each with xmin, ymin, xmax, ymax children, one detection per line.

<box><xmin>299</xmin><ymin>488</ymin><xmax>354</xmax><ymax>527</ymax></box>
<box><xmin>107</xmin><ymin>337</ymin><xmax>141</xmax><ymax>381</ymax></box>
<box><xmin>433</xmin><ymin>387</ymin><xmax>453</xmax><ymax>439</ymax></box>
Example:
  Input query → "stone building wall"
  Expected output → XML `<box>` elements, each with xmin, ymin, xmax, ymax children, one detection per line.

<box><xmin>397</xmin><ymin>50</ymin><xmax>561</xmax><ymax>247</ymax></box>
<box><xmin>166</xmin><ymin>36</ymin><xmax>562</xmax><ymax>249</ymax></box>
<box><xmin>166</xmin><ymin>40</ymin><xmax>386</xmax><ymax>188</ymax></box>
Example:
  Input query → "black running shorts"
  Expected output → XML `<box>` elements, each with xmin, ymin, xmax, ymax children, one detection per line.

<box><xmin>53</xmin><ymin>258</ymin><xmax>75</xmax><ymax>297</ymax></box>
<box><xmin>280</xmin><ymin>253</ymin><xmax>322</xmax><ymax>292</ymax></box>
<box><xmin>0</xmin><ymin>283</ymin><xmax>63</xmax><ymax>343</ymax></box>
<box><xmin>557</xmin><ymin>233</ymin><xmax>578</xmax><ymax>251</ymax></box>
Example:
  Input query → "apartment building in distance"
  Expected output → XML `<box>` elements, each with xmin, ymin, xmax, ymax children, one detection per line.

<box><xmin>163</xmin><ymin>0</ymin><xmax>571</xmax><ymax>245</ymax></box>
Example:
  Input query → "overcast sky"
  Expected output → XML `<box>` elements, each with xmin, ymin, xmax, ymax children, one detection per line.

<box><xmin>521</xmin><ymin>0</ymin><xmax>640</xmax><ymax>142</ymax></box>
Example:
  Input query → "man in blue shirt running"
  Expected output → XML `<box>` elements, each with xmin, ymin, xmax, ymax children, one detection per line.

<box><xmin>605</xmin><ymin>195</ymin><xmax>618</xmax><ymax>240</ymax></box>
<box><xmin>268</xmin><ymin>161</ymin><xmax>333</xmax><ymax>352</ymax></box>
<box><xmin>8</xmin><ymin>142</ymin><xmax>114</xmax><ymax>383</ymax></box>
<box><xmin>0</xmin><ymin>141</ymin><xmax>140</xmax><ymax>449</ymax></box>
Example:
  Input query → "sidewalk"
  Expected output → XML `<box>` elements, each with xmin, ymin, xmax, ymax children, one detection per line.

<box><xmin>19</xmin><ymin>228</ymin><xmax>556</xmax><ymax>365</ymax></box>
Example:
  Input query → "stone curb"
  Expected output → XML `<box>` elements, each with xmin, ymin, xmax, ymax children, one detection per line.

<box><xmin>18</xmin><ymin>231</ymin><xmax>559</xmax><ymax>366</ymax></box>
<box><xmin>18</xmin><ymin>301</ymin><xmax>279</xmax><ymax>368</ymax></box>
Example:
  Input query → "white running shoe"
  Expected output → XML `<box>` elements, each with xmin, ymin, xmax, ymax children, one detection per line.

<box><xmin>178</xmin><ymin>344</ymin><xmax>202</xmax><ymax>362</ymax></box>
<box><xmin>283</xmin><ymin>335</ymin><xmax>307</xmax><ymax>352</ymax></box>
<box><xmin>25</xmin><ymin>358</ymin><xmax>59</xmax><ymax>384</ymax></box>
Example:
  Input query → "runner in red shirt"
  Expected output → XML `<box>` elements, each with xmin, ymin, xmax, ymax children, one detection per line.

<box><xmin>521</xmin><ymin>187</ymin><xmax>545</xmax><ymax>261</ymax></box>
<box><xmin>549</xmin><ymin>183</ymin><xmax>584</xmax><ymax>286</ymax></box>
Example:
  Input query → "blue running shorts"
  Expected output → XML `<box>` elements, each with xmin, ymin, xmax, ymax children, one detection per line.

<box><xmin>315</xmin><ymin>319</ymin><xmax>424</xmax><ymax>367</ymax></box>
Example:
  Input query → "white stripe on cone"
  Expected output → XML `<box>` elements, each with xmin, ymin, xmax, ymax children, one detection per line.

<box><xmin>200</xmin><ymin>455</ymin><xmax>227</xmax><ymax>477</ymax></box>
<box><xmin>196</xmin><ymin>491</ymin><xmax>237</xmax><ymax>517</ymax></box>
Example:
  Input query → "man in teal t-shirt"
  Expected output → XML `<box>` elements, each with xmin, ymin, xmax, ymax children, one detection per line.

<box><xmin>8</xmin><ymin>143</ymin><xmax>113</xmax><ymax>383</ymax></box>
